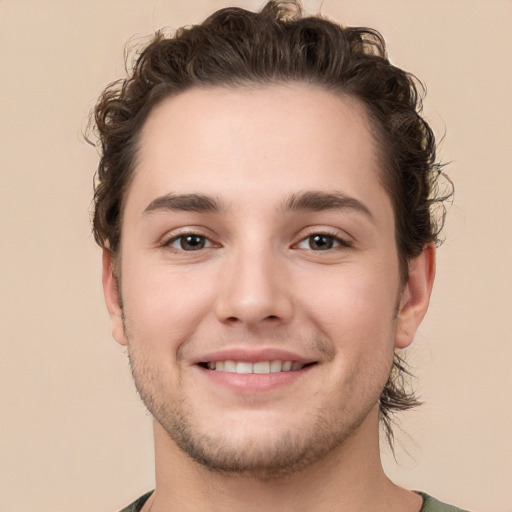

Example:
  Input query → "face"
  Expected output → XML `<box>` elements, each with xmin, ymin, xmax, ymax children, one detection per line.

<box><xmin>103</xmin><ymin>84</ymin><xmax>434</xmax><ymax>477</ymax></box>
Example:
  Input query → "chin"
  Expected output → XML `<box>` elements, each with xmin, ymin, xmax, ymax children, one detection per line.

<box><xmin>151</xmin><ymin>400</ymin><xmax>371</xmax><ymax>479</ymax></box>
<box><xmin>128</xmin><ymin>337</ymin><xmax>390</xmax><ymax>479</ymax></box>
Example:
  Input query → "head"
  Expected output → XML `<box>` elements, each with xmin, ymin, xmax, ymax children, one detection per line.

<box><xmin>91</xmin><ymin>0</ymin><xmax>449</xmax><ymax>456</ymax></box>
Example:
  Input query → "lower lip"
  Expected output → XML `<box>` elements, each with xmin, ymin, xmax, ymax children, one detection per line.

<box><xmin>197</xmin><ymin>365</ymin><xmax>314</xmax><ymax>394</ymax></box>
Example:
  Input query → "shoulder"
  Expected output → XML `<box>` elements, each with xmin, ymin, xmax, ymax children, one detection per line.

<box><xmin>419</xmin><ymin>492</ymin><xmax>471</xmax><ymax>512</ymax></box>
<box><xmin>118</xmin><ymin>491</ymin><xmax>154</xmax><ymax>512</ymax></box>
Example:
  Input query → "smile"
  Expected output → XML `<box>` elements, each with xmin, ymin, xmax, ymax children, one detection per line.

<box><xmin>200</xmin><ymin>360</ymin><xmax>314</xmax><ymax>374</ymax></box>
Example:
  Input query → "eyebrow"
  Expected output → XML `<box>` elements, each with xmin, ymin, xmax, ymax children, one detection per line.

<box><xmin>282</xmin><ymin>191</ymin><xmax>374</xmax><ymax>220</ymax></box>
<box><xmin>143</xmin><ymin>190</ymin><xmax>373</xmax><ymax>220</ymax></box>
<box><xmin>143</xmin><ymin>193</ymin><xmax>225</xmax><ymax>215</ymax></box>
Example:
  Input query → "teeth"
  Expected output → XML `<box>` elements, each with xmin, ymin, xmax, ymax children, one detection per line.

<box><xmin>236</xmin><ymin>361</ymin><xmax>253</xmax><ymax>374</ymax></box>
<box><xmin>224</xmin><ymin>360</ymin><xmax>236</xmax><ymax>372</ymax></box>
<box><xmin>270</xmin><ymin>360</ymin><xmax>282</xmax><ymax>373</ymax></box>
<box><xmin>205</xmin><ymin>360</ymin><xmax>307</xmax><ymax>374</ymax></box>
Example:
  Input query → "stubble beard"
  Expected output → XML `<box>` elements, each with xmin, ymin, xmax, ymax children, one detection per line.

<box><xmin>127</xmin><ymin>340</ymin><xmax>392</xmax><ymax>480</ymax></box>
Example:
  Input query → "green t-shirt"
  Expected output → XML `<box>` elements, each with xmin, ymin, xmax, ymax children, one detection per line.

<box><xmin>119</xmin><ymin>491</ymin><xmax>470</xmax><ymax>511</ymax></box>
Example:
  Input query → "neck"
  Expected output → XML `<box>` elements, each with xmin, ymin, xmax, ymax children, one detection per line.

<box><xmin>145</xmin><ymin>407</ymin><xmax>422</xmax><ymax>512</ymax></box>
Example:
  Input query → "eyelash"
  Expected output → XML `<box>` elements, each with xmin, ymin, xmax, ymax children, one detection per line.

<box><xmin>163</xmin><ymin>231</ymin><xmax>218</xmax><ymax>252</ymax></box>
<box><xmin>162</xmin><ymin>230</ymin><xmax>352</xmax><ymax>253</ymax></box>
<box><xmin>295</xmin><ymin>230</ymin><xmax>352</xmax><ymax>251</ymax></box>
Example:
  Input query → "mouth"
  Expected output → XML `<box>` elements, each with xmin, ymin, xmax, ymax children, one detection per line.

<box><xmin>198</xmin><ymin>360</ymin><xmax>317</xmax><ymax>374</ymax></box>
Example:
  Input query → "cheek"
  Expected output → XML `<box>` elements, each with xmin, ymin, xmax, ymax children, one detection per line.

<box><xmin>297</xmin><ymin>263</ymin><xmax>399</xmax><ymax>333</ymax></box>
<box><xmin>120</xmin><ymin>260</ymin><xmax>215</xmax><ymax>350</ymax></box>
<box><xmin>297</xmin><ymin>263</ymin><xmax>399</xmax><ymax>386</ymax></box>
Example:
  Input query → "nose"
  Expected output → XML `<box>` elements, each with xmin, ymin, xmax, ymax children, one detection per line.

<box><xmin>214</xmin><ymin>245</ymin><xmax>294</xmax><ymax>328</ymax></box>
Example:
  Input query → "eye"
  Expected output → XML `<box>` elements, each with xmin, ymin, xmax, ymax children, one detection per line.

<box><xmin>167</xmin><ymin>234</ymin><xmax>213</xmax><ymax>251</ymax></box>
<box><xmin>297</xmin><ymin>233</ymin><xmax>349</xmax><ymax>251</ymax></box>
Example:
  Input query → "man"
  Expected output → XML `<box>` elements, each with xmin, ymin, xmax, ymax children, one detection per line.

<box><xmin>91</xmin><ymin>1</ymin><xmax>465</xmax><ymax>510</ymax></box>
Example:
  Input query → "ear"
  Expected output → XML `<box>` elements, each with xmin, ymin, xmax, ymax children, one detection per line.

<box><xmin>395</xmin><ymin>244</ymin><xmax>436</xmax><ymax>349</ymax></box>
<box><xmin>102</xmin><ymin>249</ymin><xmax>128</xmax><ymax>346</ymax></box>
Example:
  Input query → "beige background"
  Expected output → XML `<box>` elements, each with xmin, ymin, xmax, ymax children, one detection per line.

<box><xmin>0</xmin><ymin>1</ymin><xmax>511</xmax><ymax>511</ymax></box>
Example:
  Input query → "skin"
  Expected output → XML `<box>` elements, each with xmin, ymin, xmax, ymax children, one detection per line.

<box><xmin>103</xmin><ymin>84</ymin><xmax>435</xmax><ymax>511</ymax></box>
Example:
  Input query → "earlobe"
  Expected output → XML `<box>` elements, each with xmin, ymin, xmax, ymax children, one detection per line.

<box><xmin>395</xmin><ymin>244</ymin><xmax>436</xmax><ymax>349</ymax></box>
<box><xmin>102</xmin><ymin>249</ymin><xmax>128</xmax><ymax>346</ymax></box>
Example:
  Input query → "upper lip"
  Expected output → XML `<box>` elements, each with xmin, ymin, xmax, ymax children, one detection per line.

<box><xmin>193</xmin><ymin>347</ymin><xmax>317</xmax><ymax>365</ymax></box>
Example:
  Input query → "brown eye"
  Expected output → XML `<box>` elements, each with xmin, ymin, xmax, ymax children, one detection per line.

<box><xmin>180</xmin><ymin>235</ymin><xmax>205</xmax><ymax>250</ymax></box>
<box><xmin>296</xmin><ymin>233</ymin><xmax>350</xmax><ymax>252</ymax></box>
<box><xmin>308</xmin><ymin>234</ymin><xmax>335</xmax><ymax>250</ymax></box>
<box><xmin>168</xmin><ymin>234</ymin><xmax>210</xmax><ymax>251</ymax></box>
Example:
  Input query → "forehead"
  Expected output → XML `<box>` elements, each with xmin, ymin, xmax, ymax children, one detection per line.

<box><xmin>127</xmin><ymin>84</ymin><xmax>389</xmax><ymax>218</ymax></box>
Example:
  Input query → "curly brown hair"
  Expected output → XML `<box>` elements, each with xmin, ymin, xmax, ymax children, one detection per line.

<box><xmin>90</xmin><ymin>0</ymin><xmax>451</xmax><ymax>447</ymax></box>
